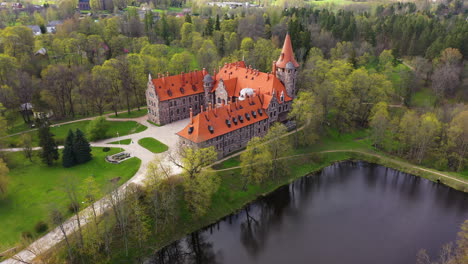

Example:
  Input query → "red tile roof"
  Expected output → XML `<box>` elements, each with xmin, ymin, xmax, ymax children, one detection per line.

<box><xmin>177</xmin><ymin>95</ymin><xmax>269</xmax><ymax>143</ymax></box>
<box><xmin>215</xmin><ymin>62</ymin><xmax>292</xmax><ymax>104</ymax></box>
<box><xmin>151</xmin><ymin>70</ymin><xmax>206</xmax><ymax>101</ymax></box>
<box><xmin>275</xmin><ymin>33</ymin><xmax>299</xmax><ymax>68</ymax></box>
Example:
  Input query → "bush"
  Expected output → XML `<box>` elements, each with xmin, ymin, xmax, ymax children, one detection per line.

<box><xmin>34</xmin><ymin>221</ymin><xmax>48</xmax><ymax>233</ymax></box>
<box><xmin>86</xmin><ymin>116</ymin><xmax>109</xmax><ymax>141</ymax></box>
<box><xmin>21</xmin><ymin>231</ymin><xmax>33</xmax><ymax>240</ymax></box>
<box><xmin>103</xmin><ymin>147</ymin><xmax>110</xmax><ymax>152</ymax></box>
<box><xmin>68</xmin><ymin>201</ymin><xmax>80</xmax><ymax>213</ymax></box>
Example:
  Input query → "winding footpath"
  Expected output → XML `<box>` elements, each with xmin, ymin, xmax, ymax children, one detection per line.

<box><xmin>1</xmin><ymin>114</ymin><xmax>187</xmax><ymax>264</ymax></box>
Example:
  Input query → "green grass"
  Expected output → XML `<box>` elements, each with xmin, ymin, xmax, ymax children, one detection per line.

<box><xmin>4</xmin><ymin>120</ymin><xmax>147</xmax><ymax>147</ymax></box>
<box><xmin>411</xmin><ymin>87</ymin><xmax>437</xmax><ymax>108</ymax></box>
<box><xmin>152</xmin><ymin>7</ymin><xmax>183</xmax><ymax>13</ymax></box>
<box><xmin>147</xmin><ymin>120</ymin><xmax>161</xmax><ymax>127</ymax></box>
<box><xmin>138</xmin><ymin>138</ymin><xmax>168</xmax><ymax>153</ymax></box>
<box><xmin>111</xmin><ymin>110</ymin><xmax>148</xmax><ymax>119</ymax></box>
<box><xmin>0</xmin><ymin>148</ymin><xmax>141</xmax><ymax>252</ymax></box>
<box><xmin>108</xmin><ymin>139</ymin><xmax>132</xmax><ymax>145</ymax></box>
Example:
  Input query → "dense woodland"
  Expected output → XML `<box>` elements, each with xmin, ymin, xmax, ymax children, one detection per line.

<box><xmin>0</xmin><ymin>0</ymin><xmax>468</xmax><ymax>262</ymax></box>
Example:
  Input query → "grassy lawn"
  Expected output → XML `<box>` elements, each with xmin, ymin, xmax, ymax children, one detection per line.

<box><xmin>411</xmin><ymin>87</ymin><xmax>437</xmax><ymax>108</ymax></box>
<box><xmin>0</xmin><ymin>147</ymin><xmax>141</xmax><ymax>252</ymax></box>
<box><xmin>138</xmin><ymin>138</ymin><xmax>168</xmax><ymax>153</ymax></box>
<box><xmin>108</xmin><ymin>139</ymin><xmax>132</xmax><ymax>145</ymax></box>
<box><xmin>110</xmin><ymin>109</ymin><xmax>148</xmax><ymax>119</ymax></box>
<box><xmin>4</xmin><ymin>120</ymin><xmax>147</xmax><ymax>147</ymax></box>
<box><xmin>147</xmin><ymin>120</ymin><xmax>161</xmax><ymax>127</ymax></box>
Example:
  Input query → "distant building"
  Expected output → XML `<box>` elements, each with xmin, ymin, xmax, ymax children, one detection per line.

<box><xmin>207</xmin><ymin>1</ymin><xmax>260</xmax><ymax>9</ymax></box>
<box><xmin>27</xmin><ymin>25</ymin><xmax>42</xmax><ymax>36</ymax></box>
<box><xmin>12</xmin><ymin>2</ymin><xmax>22</xmax><ymax>9</ymax></box>
<box><xmin>78</xmin><ymin>0</ymin><xmax>90</xmax><ymax>10</ymax></box>
<box><xmin>146</xmin><ymin>34</ymin><xmax>299</xmax><ymax>157</ymax></box>
<box><xmin>46</xmin><ymin>20</ymin><xmax>63</xmax><ymax>33</ymax></box>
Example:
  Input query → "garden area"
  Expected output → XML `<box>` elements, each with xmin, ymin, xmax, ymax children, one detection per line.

<box><xmin>0</xmin><ymin>147</ymin><xmax>141</xmax><ymax>252</ymax></box>
<box><xmin>4</xmin><ymin>120</ymin><xmax>147</xmax><ymax>147</ymax></box>
<box><xmin>138</xmin><ymin>138</ymin><xmax>168</xmax><ymax>153</ymax></box>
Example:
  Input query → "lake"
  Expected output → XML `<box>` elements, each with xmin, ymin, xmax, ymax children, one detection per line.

<box><xmin>148</xmin><ymin>161</ymin><xmax>468</xmax><ymax>264</ymax></box>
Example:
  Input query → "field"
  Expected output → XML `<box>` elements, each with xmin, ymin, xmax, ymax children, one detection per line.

<box><xmin>138</xmin><ymin>137</ymin><xmax>168</xmax><ymax>153</ymax></box>
<box><xmin>4</xmin><ymin>120</ymin><xmax>147</xmax><ymax>147</ymax></box>
<box><xmin>109</xmin><ymin>139</ymin><xmax>132</xmax><ymax>145</ymax></box>
<box><xmin>0</xmin><ymin>148</ymin><xmax>141</xmax><ymax>252</ymax></box>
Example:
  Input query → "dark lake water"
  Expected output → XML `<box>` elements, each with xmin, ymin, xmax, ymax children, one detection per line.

<box><xmin>148</xmin><ymin>161</ymin><xmax>468</xmax><ymax>264</ymax></box>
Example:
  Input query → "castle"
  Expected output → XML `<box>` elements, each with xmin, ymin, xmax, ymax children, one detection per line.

<box><xmin>145</xmin><ymin>34</ymin><xmax>299</xmax><ymax>157</ymax></box>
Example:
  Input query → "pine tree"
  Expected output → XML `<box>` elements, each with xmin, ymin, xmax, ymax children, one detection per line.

<box><xmin>62</xmin><ymin>130</ymin><xmax>76</xmax><ymax>168</ymax></box>
<box><xmin>74</xmin><ymin>129</ymin><xmax>92</xmax><ymax>165</ymax></box>
<box><xmin>185</xmin><ymin>13</ymin><xmax>192</xmax><ymax>23</ymax></box>
<box><xmin>215</xmin><ymin>14</ymin><xmax>220</xmax><ymax>31</ymax></box>
<box><xmin>38</xmin><ymin>119</ymin><xmax>59</xmax><ymax>166</ymax></box>
<box><xmin>204</xmin><ymin>17</ymin><xmax>214</xmax><ymax>36</ymax></box>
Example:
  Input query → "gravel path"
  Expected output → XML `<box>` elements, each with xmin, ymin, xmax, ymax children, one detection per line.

<box><xmin>0</xmin><ymin>114</ymin><xmax>188</xmax><ymax>264</ymax></box>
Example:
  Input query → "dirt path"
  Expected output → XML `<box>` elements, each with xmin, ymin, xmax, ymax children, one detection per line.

<box><xmin>1</xmin><ymin>107</ymin><xmax>147</xmax><ymax>139</ymax></box>
<box><xmin>214</xmin><ymin>149</ymin><xmax>468</xmax><ymax>186</ymax></box>
<box><xmin>0</xmin><ymin>115</ymin><xmax>187</xmax><ymax>264</ymax></box>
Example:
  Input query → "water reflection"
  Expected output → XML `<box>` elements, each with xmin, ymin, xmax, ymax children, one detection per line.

<box><xmin>147</xmin><ymin>161</ymin><xmax>468</xmax><ymax>264</ymax></box>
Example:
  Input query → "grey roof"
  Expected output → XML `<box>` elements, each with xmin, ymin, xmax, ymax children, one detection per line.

<box><xmin>47</xmin><ymin>20</ymin><xmax>63</xmax><ymax>26</ymax></box>
<box><xmin>285</xmin><ymin>61</ymin><xmax>296</xmax><ymax>70</ymax></box>
<box><xmin>203</xmin><ymin>74</ymin><xmax>213</xmax><ymax>83</ymax></box>
<box><xmin>27</xmin><ymin>25</ymin><xmax>41</xmax><ymax>33</ymax></box>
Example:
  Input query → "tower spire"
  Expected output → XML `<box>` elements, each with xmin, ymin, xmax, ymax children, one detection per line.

<box><xmin>276</xmin><ymin>33</ymin><xmax>299</xmax><ymax>69</ymax></box>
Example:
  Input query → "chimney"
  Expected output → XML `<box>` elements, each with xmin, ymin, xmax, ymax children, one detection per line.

<box><xmin>181</xmin><ymin>71</ymin><xmax>184</xmax><ymax>83</ymax></box>
<box><xmin>209</xmin><ymin>102</ymin><xmax>212</xmax><ymax>111</ymax></box>
<box><xmin>201</xmin><ymin>105</ymin><xmax>204</xmax><ymax>113</ymax></box>
<box><xmin>190</xmin><ymin>107</ymin><xmax>193</xmax><ymax>124</ymax></box>
<box><xmin>202</xmin><ymin>68</ymin><xmax>207</xmax><ymax>76</ymax></box>
<box><xmin>267</xmin><ymin>72</ymin><xmax>270</xmax><ymax>81</ymax></box>
<box><xmin>272</xmin><ymin>61</ymin><xmax>277</xmax><ymax>75</ymax></box>
<box><xmin>166</xmin><ymin>71</ymin><xmax>169</xmax><ymax>77</ymax></box>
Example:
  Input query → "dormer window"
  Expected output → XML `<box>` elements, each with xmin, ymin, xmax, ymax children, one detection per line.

<box><xmin>208</xmin><ymin>125</ymin><xmax>214</xmax><ymax>134</ymax></box>
<box><xmin>280</xmin><ymin>92</ymin><xmax>284</xmax><ymax>102</ymax></box>
<box><xmin>245</xmin><ymin>113</ymin><xmax>250</xmax><ymax>120</ymax></box>
<box><xmin>167</xmin><ymin>90</ymin><xmax>173</xmax><ymax>96</ymax></box>
<box><xmin>226</xmin><ymin>119</ymin><xmax>231</xmax><ymax>127</ymax></box>
<box><xmin>238</xmin><ymin>115</ymin><xmax>244</xmax><ymax>123</ymax></box>
<box><xmin>232</xmin><ymin>117</ymin><xmax>238</xmax><ymax>125</ymax></box>
<box><xmin>192</xmin><ymin>85</ymin><xmax>197</xmax><ymax>91</ymax></box>
<box><xmin>258</xmin><ymin>109</ymin><xmax>263</xmax><ymax>116</ymax></box>
<box><xmin>252</xmin><ymin>111</ymin><xmax>257</xmax><ymax>118</ymax></box>
<box><xmin>188</xmin><ymin>126</ymin><xmax>194</xmax><ymax>134</ymax></box>
<box><xmin>180</xmin><ymin>87</ymin><xmax>185</xmax><ymax>94</ymax></box>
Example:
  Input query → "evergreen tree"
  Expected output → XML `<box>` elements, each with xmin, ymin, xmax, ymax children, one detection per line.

<box><xmin>204</xmin><ymin>17</ymin><xmax>214</xmax><ymax>36</ymax></box>
<box><xmin>38</xmin><ymin>119</ymin><xmax>59</xmax><ymax>166</ymax></box>
<box><xmin>185</xmin><ymin>13</ymin><xmax>192</xmax><ymax>23</ymax></box>
<box><xmin>215</xmin><ymin>14</ymin><xmax>221</xmax><ymax>31</ymax></box>
<box><xmin>74</xmin><ymin>129</ymin><xmax>92</xmax><ymax>165</ymax></box>
<box><xmin>62</xmin><ymin>130</ymin><xmax>76</xmax><ymax>168</ymax></box>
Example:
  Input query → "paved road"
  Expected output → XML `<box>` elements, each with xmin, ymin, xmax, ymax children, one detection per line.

<box><xmin>1</xmin><ymin>114</ymin><xmax>188</xmax><ymax>264</ymax></box>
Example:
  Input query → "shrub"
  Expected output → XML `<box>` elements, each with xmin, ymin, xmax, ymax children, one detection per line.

<box><xmin>86</xmin><ymin>116</ymin><xmax>109</xmax><ymax>141</ymax></box>
<box><xmin>21</xmin><ymin>231</ymin><xmax>33</xmax><ymax>240</ymax></box>
<box><xmin>68</xmin><ymin>201</ymin><xmax>80</xmax><ymax>213</ymax></box>
<box><xmin>34</xmin><ymin>221</ymin><xmax>48</xmax><ymax>233</ymax></box>
<box><xmin>103</xmin><ymin>147</ymin><xmax>110</xmax><ymax>152</ymax></box>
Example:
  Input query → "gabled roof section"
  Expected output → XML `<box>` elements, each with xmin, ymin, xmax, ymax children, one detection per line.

<box><xmin>177</xmin><ymin>95</ymin><xmax>269</xmax><ymax>143</ymax></box>
<box><xmin>152</xmin><ymin>70</ymin><xmax>206</xmax><ymax>101</ymax></box>
<box><xmin>276</xmin><ymin>33</ymin><xmax>299</xmax><ymax>69</ymax></box>
<box><xmin>215</xmin><ymin>61</ymin><xmax>292</xmax><ymax>104</ymax></box>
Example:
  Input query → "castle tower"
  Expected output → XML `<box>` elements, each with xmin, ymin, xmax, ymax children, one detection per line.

<box><xmin>275</xmin><ymin>33</ymin><xmax>299</xmax><ymax>98</ymax></box>
<box><xmin>203</xmin><ymin>71</ymin><xmax>214</xmax><ymax>107</ymax></box>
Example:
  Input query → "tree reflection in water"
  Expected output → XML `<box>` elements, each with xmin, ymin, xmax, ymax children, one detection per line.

<box><xmin>151</xmin><ymin>232</ymin><xmax>220</xmax><ymax>264</ymax></box>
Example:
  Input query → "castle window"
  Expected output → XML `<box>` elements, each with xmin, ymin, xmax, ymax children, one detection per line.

<box><xmin>183</xmin><ymin>98</ymin><xmax>185</xmax><ymax>104</ymax></box>
<box><xmin>217</xmin><ymin>97</ymin><xmax>221</xmax><ymax>104</ymax></box>
<box><xmin>232</xmin><ymin>117</ymin><xmax>238</xmax><ymax>125</ymax></box>
<box><xmin>208</xmin><ymin>126</ymin><xmax>214</xmax><ymax>134</ymax></box>
<box><xmin>252</xmin><ymin>111</ymin><xmax>257</xmax><ymax>118</ymax></box>
<box><xmin>238</xmin><ymin>115</ymin><xmax>244</xmax><ymax>123</ymax></box>
<box><xmin>189</xmin><ymin>97</ymin><xmax>192</xmax><ymax>103</ymax></box>
<box><xmin>245</xmin><ymin>113</ymin><xmax>250</xmax><ymax>120</ymax></box>
<box><xmin>177</xmin><ymin>109</ymin><xmax>179</xmax><ymax>114</ymax></box>
<box><xmin>226</xmin><ymin>119</ymin><xmax>231</xmax><ymax>127</ymax></box>
<box><xmin>195</xmin><ymin>96</ymin><xmax>198</xmax><ymax>101</ymax></box>
<box><xmin>180</xmin><ymin>87</ymin><xmax>185</xmax><ymax>94</ymax></box>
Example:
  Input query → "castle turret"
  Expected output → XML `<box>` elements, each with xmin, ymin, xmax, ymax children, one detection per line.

<box><xmin>275</xmin><ymin>33</ymin><xmax>299</xmax><ymax>98</ymax></box>
<box><xmin>203</xmin><ymin>71</ymin><xmax>214</xmax><ymax>107</ymax></box>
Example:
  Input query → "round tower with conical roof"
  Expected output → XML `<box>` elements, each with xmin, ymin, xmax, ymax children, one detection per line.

<box><xmin>275</xmin><ymin>33</ymin><xmax>299</xmax><ymax>98</ymax></box>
